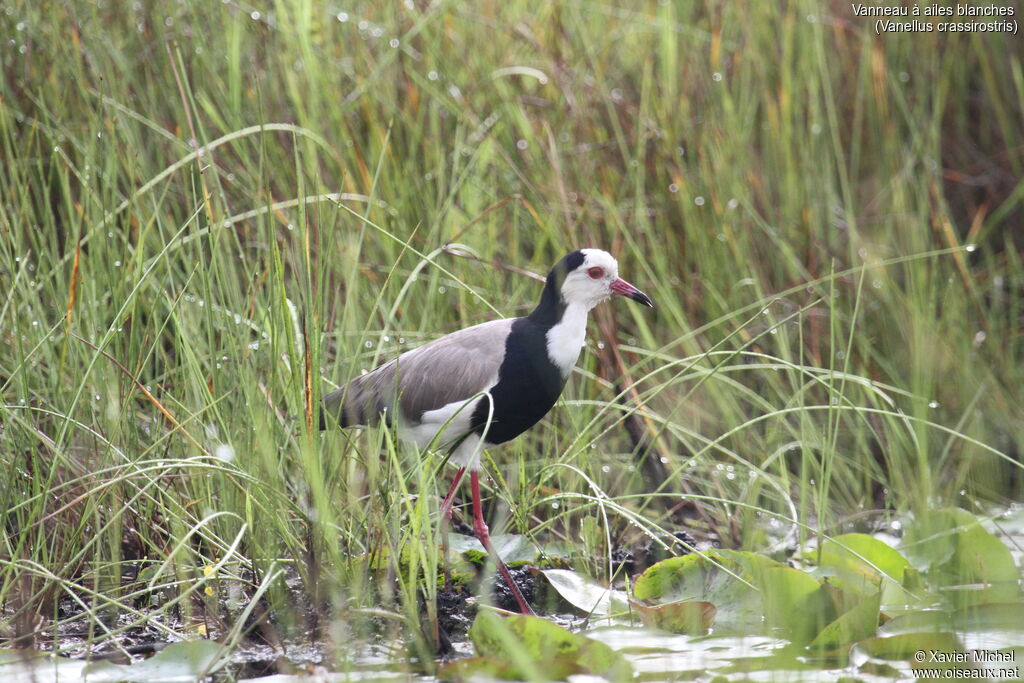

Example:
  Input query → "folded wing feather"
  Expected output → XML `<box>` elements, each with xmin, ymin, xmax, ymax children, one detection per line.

<box><xmin>323</xmin><ymin>318</ymin><xmax>515</xmax><ymax>428</ymax></box>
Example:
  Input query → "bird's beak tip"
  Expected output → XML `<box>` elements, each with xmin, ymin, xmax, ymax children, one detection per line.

<box><xmin>632</xmin><ymin>290</ymin><xmax>655</xmax><ymax>308</ymax></box>
<box><xmin>610</xmin><ymin>278</ymin><xmax>654</xmax><ymax>309</ymax></box>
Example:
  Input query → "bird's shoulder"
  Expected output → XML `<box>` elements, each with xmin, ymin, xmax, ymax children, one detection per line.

<box><xmin>402</xmin><ymin>317</ymin><xmax>517</xmax><ymax>357</ymax></box>
<box><xmin>354</xmin><ymin>317</ymin><xmax>519</xmax><ymax>420</ymax></box>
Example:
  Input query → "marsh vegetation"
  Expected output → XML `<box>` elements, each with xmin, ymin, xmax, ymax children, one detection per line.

<box><xmin>2</xmin><ymin>1</ymin><xmax>1022</xmax><ymax>680</ymax></box>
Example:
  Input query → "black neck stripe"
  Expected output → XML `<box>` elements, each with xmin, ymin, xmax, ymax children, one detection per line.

<box><xmin>527</xmin><ymin>250</ymin><xmax>584</xmax><ymax>327</ymax></box>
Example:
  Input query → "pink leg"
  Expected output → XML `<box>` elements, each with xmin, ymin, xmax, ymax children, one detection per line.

<box><xmin>439</xmin><ymin>467</ymin><xmax>466</xmax><ymax>588</ymax></box>
<box><xmin>470</xmin><ymin>471</ymin><xmax>535</xmax><ymax>615</ymax></box>
<box><xmin>440</xmin><ymin>467</ymin><xmax>466</xmax><ymax>522</ymax></box>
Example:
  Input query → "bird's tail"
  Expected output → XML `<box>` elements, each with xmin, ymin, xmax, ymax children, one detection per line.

<box><xmin>321</xmin><ymin>382</ymin><xmax>385</xmax><ymax>431</ymax></box>
<box><xmin>320</xmin><ymin>385</ymin><xmax>348</xmax><ymax>430</ymax></box>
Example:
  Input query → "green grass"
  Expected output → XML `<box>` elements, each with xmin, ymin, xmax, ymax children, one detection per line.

<box><xmin>1</xmin><ymin>0</ymin><xmax>1022</xmax><ymax>672</ymax></box>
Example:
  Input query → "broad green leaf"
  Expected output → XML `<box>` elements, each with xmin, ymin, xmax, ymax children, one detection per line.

<box><xmin>716</xmin><ymin>644</ymin><xmax>817</xmax><ymax>675</ymax></box>
<box><xmin>629</xmin><ymin>599</ymin><xmax>716</xmax><ymax>634</ymax></box>
<box><xmin>819</xmin><ymin>533</ymin><xmax>914</xmax><ymax>606</ymax></box>
<box><xmin>809</xmin><ymin>589</ymin><xmax>882</xmax><ymax>651</ymax></box>
<box><xmin>81</xmin><ymin>640</ymin><xmax>224</xmax><ymax>682</ymax></box>
<box><xmin>820</xmin><ymin>576</ymin><xmax>868</xmax><ymax>616</ymax></box>
<box><xmin>820</xmin><ymin>533</ymin><xmax>910</xmax><ymax>580</ymax></box>
<box><xmin>902</xmin><ymin>509</ymin><xmax>967</xmax><ymax>571</ymax></box>
<box><xmin>757</xmin><ymin>565</ymin><xmax>833</xmax><ymax>644</ymax></box>
<box><xmin>884</xmin><ymin>602</ymin><xmax>1024</xmax><ymax>644</ymax></box>
<box><xmin>855</xmin><ymin>631</ymin><xmax>964</xmax><ymax>679</ymax></box>
<box><xmin>540</xmin><ymin>568</ymin><xmax>629</xmax><ymax>616</ymax></box>
<box><xmin>439</xmin><ymin>656</ymin><xmax>578</xmax><ymax>681</ymax></box>
<box><xmin>901</xmin><ymin>508</ymin><xmax>1019</xmax><ymax>606</ymax></box>
<box><xmin>448</xmin><ymin>533</ymin><xmax>535</xmax><ymax>564</ymax></box>
<box><xmin>0</xmin><ymin>651</ymin><xmax>88</xmax><ymax>683</ymax></box>
<box><xmin>856</xmin><ymin>631</ymin><xmax>960</xmax><ymax>660</ymax></box>
<box><xmin>633</xmin><ymin>550</ymin><xmax>779</xmax><ymax>634</ymax></box>
<box><xmin>470</xmin><ymin>612</ymin><xmax>632</xmax><ymax>682</ymax></box>
<box><xmin>953</xmin><ymin>602</ymin><xmax>1024</xmax><ymax>632</ymax></box>
<box><xmin>880</xmin><ymin>610</ymin><xmax>963</xmax><ymax>638</ymax></box>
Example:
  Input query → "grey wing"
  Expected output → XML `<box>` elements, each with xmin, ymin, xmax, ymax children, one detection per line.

<box><xmin>323</xmin><ymin>318</ymin><xmax>515</xmax><ymax>427</ymax></box>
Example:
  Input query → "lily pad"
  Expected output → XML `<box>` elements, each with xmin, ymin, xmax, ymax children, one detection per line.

<box><xmin>448</xmin><ymin>533</ymin><xmax>535</xmax><ymax>564</ymax></box>
<box><xmin>540</xmin><ymin>568</ymin><xmax>630</xmax><ymax>617</ymax></box>
<box><xmin>757</xmin><ymin>565</ymin><xmax>834</xmax><ymax>644</ymax></box>
<box><xmin>879</xmin><ymin>609</ymin><xmax>960</xmax><ymax>636</ymax></box>
<box><xmin>809</xmin><ymin>589</ymin><xmax>882</xmax><ymax>651</ymax></box>
<box><xmin>470</xmin><ymin>611</ymin><xmax>632</xmax><ymax>682</ymax></box>
<box><xmin>820</xmin><ymin>533</ymin><xmax>910</xmax><ymax>581</ymax></box>
<box><xmin>629</xmin><ymin>599</ymin><xmax>716</xmax><ymax>634</ymax></box>
<box><xmin>633</xmin><ymin>549</ymin><xmax>780</xmax><ymax>634</ymax></box>
<box><xmin>819</xmin><ymin>533</ymin><xmax>913</xmax><ymax>606</ymax></box>
<box><xmin>81</xmin><ymin>640</ymin><xmax>224</xmax><ymax>682</ymax></box>
<box><xmin>901</xmin><ymin>508</ymin><xmax>1019</xmax><ymax>606</ymax></box>
<box><xmin>0</xmin><ymin>651</ymin><xmax>88</xmax><ymax>683</ymax></box>
<box><xmin>856</xmin><ymin>631</ymin><xmax>960</xmax><ymax>660</ymax></box>
<box><xmin>953</xmin><ymin>601</ymin><xmax>1024</xmax><ymax>632</ymax></box>
<box><xmin>439</xmin><ymin>656</ymin><xmax>576</xmax><ymax>681</ymax></box>
<box><xmin>819</xmin><ymin>576</ymin><xmax>869</xmax><ymax>616</ymax></box>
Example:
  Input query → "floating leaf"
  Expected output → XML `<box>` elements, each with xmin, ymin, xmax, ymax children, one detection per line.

<box><xmin>809</xmin><ymin>589</ymin><xmax>882</xmax><ymax>651</ymax></box>
<box><xmin>819</xmin><ymin>576</ymin><xmax>868</xmax><ymax>616</ymax></box>
<box><xmin>448</xmin><ymin>533</ymin><xmax>535</xmax><ymax>564</ymax></box>
<box><xmin>633</xmin><ymin>550</ymin><xmax>779</xmax><ymax>634</ymax></box>
<box><xmin>901</xmin><ymin>508</ymin><xmax>1019</xmax><ymax>606</ymax></box>
<box><xmin>820</xmin><ymin>533</ymin><xmax>910</xmax><ymax>581</ymax></box>
<box><xmin>879</xmin><ymin>610</ymin><xmax>961</xmax><ymax>638</ymax></box>
<box><xmin>953</xmin><ymin>602</ymin><xmax>1024</xmax><ymax>632</ymax></box>
<box><xmin>756</xmin><ymin>565</ymin><xmax>833</xmax><ymax>644</ymax></box>
<box><xmin>855</xmin><ymin>631</ymin><xmax>964</xmax><ymax>679</ymax></box>
<box><xmin>819</xmin><ymin>533</ymin><xmax>913</xmax><ymax>606</ymax></box>
<box><xmin>470</xmin><ymin>612</ymin><xmax>632</xmax><ymax>682</ymax></box>
<box><xmin>540</xmin><ymin>569</ymin><xmax>629</xmax><ymax>616</ymax></box>
<box><xmin>629</xmin><ymin>599</ymin><xmax>715</xmax><ymax>634</ymax></box>
<box><xmin>439</xmin><ymin>656</ymin><xmax>574</xmax><ymax>681</ymax></box>
<box><xmin>857</xmin><ymin>631</ymin><xmax>960</xmax><ymax>659</ymax></box>
<box><xmin>81</xmin><ymin>640</ymin><xmax>224</xmax><ymax>682</ymax></box>
<box><xmin>901</xmin><ymin>565</ymin><xmax>924</xmax><ymax>592</ymax></box>
<box><xmin>716</xmin><ymin>643</ymin><xmax>816</xmax><ymax>675</ymax></box>
<box><xmin>0</xmin><ymin>650</ymin><xmax>88</xmax><ymax>683</ymax></box>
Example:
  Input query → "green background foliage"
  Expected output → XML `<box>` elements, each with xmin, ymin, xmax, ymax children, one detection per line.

<box><xmin>1</xmin><ymin>0</ymin><xmax>1021</xmax><ymax>666</ymax></box>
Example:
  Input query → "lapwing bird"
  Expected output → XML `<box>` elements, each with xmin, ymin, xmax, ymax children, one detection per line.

<box><xmin>322</xmin><ymin>248</ymin><xmax>654</xmax><ymax>614</ymax></box>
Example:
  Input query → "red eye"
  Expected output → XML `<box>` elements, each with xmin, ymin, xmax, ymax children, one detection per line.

<box><xmin>587</xmin><ymin>267</ymin><xmax>604</xmax><ymax>279</ymax></box>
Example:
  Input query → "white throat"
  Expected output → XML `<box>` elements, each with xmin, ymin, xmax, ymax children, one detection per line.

<box><xmin>545</xmin><ymin>301</ymin><xmax>589</xmax><ymax>377</ymax></box>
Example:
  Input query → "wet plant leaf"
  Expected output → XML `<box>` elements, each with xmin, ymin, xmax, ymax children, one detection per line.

<box><xmin>879</xmin><ymin>610</ymin><xmax>960</xmax><ymax>638</ymax></box>
<box><xmin>820</xmin><ymin>533</ymin><xmax>910</xmax><ymax>581</ymax></box>
<box><xmin>819</xmin><ymin>533</ymin><xmax>914</xmax><ymax>606</ymax></box>
<box><xmin>716</xmin><ymin>644</ymin><xmax>816</xmax><ymax>675</ymax></box>
<box><xmin>953</xmin><ymin>602</ymin><xmax>1024</xmax><ymax>632</ymax></box>
<box><xmin>632</xmin><ymin>549</ymin><xmax>780</xmax><ymax>633</ymax></box>
<box><xmin>448</xmin><ymin>533</ymin><xmax>535</xmax><ymax>564</ymax></box>
<box><xmin>901</xmin><ymin>508</ymin><xmax>1019</xmax><ymax>606</ymax></box>
<box><xmin>540</xmin><ymin>568</ymin><xmax>629</xmax><ymax>616</ymax></box>
<box><xmin>629</xmin><ymin>599</ymin><xmax>715</xmax><ymax>634</ymax></box>
<box><xmin>438</xmin><ymin>655</ymin><xmax>575</xmax><ymax>681</ymax></box>
<box><xmin>470</xmin><ymin>611</ymin><xmax>632</xmax><ymax>682</ymax></box>
<box><xmin>757</xmin><ymin>565</ymin><xmax>834</xmax><ymax>644</ymax></box>
<box><xmin>856</xmin><ymin>631</ymin><xmax>960</xmax><ymax>658</ymax></box>
<box><xmin>902</xmin><ymin>566</ymin><xmax>925</xmax><ymax>592</ymax></box>
<box><xmin>0</xmin><ymin>651</ymin><xmax>88</xmax><ymax>683</ymax></box>
<box><xmin>809</xmin><ymin>589</ymin><xmax>882</xmax><ymax>651</ymax></box>
<box><xmin>81</xmin><ymin>640</ymin><xmax>224</xmax><ymax>682</ymax></box>
<box><xmin>819</xmin><ymin>576</ymin><xmax>869</xmax><ymax>616</ymax></box>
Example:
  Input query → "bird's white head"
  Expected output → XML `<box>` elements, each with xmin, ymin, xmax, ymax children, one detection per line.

<box><xmin>558</xmin><ymin>248</ymin><xmax>654</xmax><ymax>311</ymax></box>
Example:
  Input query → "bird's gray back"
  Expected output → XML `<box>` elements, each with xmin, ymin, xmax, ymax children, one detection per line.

<box><xmin>324</xmin><ymin>318</ymin><xmax>515</xmax><ymax>427</ymax></box>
